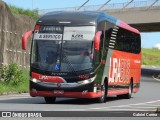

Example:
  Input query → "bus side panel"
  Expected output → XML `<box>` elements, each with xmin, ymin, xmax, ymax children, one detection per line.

<box><xmin>106</xmin><ymin>50</ymin><xmax>141</xmax><ymax>96</ymax></box>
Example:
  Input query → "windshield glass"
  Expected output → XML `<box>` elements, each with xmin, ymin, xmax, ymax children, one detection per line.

<box><xmin>31</xmin><ymin>26</ymin><xmax>95</xmax><ymax>73</ymax></box>
<box><xmin>31</xmin><ymin>40</ymin><xmax>93</xmax><ymax>72</ymax></box>
<box><xmin>61</xmin><ymin>40</ymin><xmax>93</xmax><ymax>72</ymax></box>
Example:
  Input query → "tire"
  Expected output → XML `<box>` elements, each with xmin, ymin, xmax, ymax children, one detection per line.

<box><xmin>124</xmin><ymin>81</ymin><xmax>133</xmax><ymax>99</ymax></box>
<box><xmin>44</xmin><ymin>97</ymin><xmax>56</xmax><ymax>104</ymax></box>
<box><xmin>96</xmin><ymin>83</ymin><xmax>107</xmax><ymax>103</ymax></box>
<box><xmin>117</xmin><ymin>81</ymin><xmax>133</xmax><ymax>99</ymax></box>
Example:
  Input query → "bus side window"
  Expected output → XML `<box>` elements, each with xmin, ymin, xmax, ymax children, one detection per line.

<box><xmin>114</xmin><ymin>27</ymin><xmax>141</xmax><ymax>54</ymax></box>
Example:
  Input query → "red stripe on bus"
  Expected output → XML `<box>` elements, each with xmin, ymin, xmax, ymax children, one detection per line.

<box><xmin>31</xmin><ymin>72</ymin><xmax>66</xmax><ymax>83</ymax></box>
<box><xmin>107</xmin><ymin>89</ymin><xmax>129</xmax><ymax>96</ymax></box>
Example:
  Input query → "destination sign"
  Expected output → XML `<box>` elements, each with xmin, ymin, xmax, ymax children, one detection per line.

<box><xmin>34</xmin><ymin>33</ymin><xmax>62</xmax><ymax>40</ymax></box>
<box><xmin>39</xmin><ymin>26</ymin><xmax>63</xmax><ymax>33</ymax></box>
<box><xmin>63</xmin><ymin>26</ymin><xmax>95</xmax><ymax>41</ymax></box>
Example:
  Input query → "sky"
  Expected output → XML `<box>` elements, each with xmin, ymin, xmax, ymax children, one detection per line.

<box><xmin>2</xmin><ymin>0</ymin><xmax>160</xmax><ymax>48</ymax></box>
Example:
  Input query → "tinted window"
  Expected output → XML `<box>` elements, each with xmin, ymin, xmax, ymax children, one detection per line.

<box><xmin>114</xmin><ymin>27</ymin><xmax>141</xmax><ymax>54</ymax></box>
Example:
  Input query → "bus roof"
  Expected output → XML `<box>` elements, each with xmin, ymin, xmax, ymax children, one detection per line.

<box><xmin>37</xmin><ymin>11</ymin><xmax>140</xmax><ymax>34</ymax></box>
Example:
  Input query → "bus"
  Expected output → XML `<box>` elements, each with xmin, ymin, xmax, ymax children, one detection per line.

<box><xmin>22</xmin><ymin>11</ymin><xmax>141</xmax><ymax>103</ymax></box>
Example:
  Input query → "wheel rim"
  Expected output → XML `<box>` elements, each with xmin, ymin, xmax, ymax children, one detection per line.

<box><xmin>129</xmin><ymin>82</ymin><xmax>132</xmax><ymax>96</ymax></box>
<box><xmin>101</xmin><ymin>84</ymin><xmax>105</xmax><ymax>100</ymax></box>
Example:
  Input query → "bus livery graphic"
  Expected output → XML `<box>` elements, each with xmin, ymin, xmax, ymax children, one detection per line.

<box><xmin>22</xmin><ymin>11</ymin><xmax>141</xmax><ymax>103</ymax></box>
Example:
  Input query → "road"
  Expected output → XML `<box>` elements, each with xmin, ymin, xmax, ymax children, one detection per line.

<box><xmin>0</xmin><ymin>67</ymin><xmax>160</xmax><ymax>117</ymax></box>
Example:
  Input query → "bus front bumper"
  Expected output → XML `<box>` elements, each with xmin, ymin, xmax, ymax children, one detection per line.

<box><xmin>30</xmin><ymin>79</ymin><xmax>102</xmax><ymax>98</ymax></box>
<box><xmin>30</xmin><ymin>90</ymin><xmax>102</xmax><ymax>98</ymax></box>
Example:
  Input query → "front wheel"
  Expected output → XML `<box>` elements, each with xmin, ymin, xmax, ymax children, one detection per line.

<box><xmin>96</xmin><ymin>83</ymin><xmax>107</xmax><ymax>103</ymax></box>
<box><xmin>44</xmin><ymin>97</ymin><xmax>56</xmax><ymax>104</ymax></box>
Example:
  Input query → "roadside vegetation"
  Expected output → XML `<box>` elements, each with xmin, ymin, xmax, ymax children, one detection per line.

<box><xmin>142</xmin><ymin>48</ymin><xmax>160</xmax><ymax>66</ymax></box>
<box><xmin>0</xmin><ymin>63</ymin><xmax>29</xmax><ymax>94</ymax></box>
<box><xmin>8</xmin><ymin>4</ymin><xmax>39</xmax><ymax>20</ymax></box>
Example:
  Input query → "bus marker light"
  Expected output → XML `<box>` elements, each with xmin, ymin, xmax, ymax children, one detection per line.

<box><xmin>35</xmin><ymin>25</ymin><xmax>40</xmax><ymax>30</ymax></box>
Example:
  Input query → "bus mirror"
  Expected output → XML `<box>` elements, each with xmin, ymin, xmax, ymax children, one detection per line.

<box><xmin>94</xmin><ymin>31</ymin><xmax>102</xmax><ymax>51</ymax></box>
<box><xmin>22</xmin><ymin>31</ymin><xmax>33</xmax><ymax>50</ymax></box>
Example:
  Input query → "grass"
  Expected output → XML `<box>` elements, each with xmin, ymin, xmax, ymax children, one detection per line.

<box><xmin>8</xmin><ymin>4</ymin><xmax>39</xmax><ymax>20</ymax></box>
<box><xmin>142</xmin><ymin>48</ymin><xmax>160</xmax><ymax>66</ymax></box>
<box><xmin>0</xmin><ymin>69</ymin><xmax>29</xmax><ymax>94</ymax></box>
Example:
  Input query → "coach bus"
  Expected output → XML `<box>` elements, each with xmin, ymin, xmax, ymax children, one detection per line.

<box><xmin>22</xmin><ymin>11</ymin><xmax>141</xmax><ymax>103</ymax></box>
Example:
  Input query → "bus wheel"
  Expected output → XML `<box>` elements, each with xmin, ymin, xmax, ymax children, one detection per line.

<box><xmin>124</xmin><ymin>80</ymin><xmax>133</xmax><ymax>99</ymax></box>
<box><xmin>44</xmin><ymin>97</ymin><xmax>56</xmax><ymax>104</ymax></box>
<box><xmin>117</xmin><ymin>81</ymin><xmax>133</xmax><ymax>99</ymax></box>
<box><xmin>96</xmin><ymin>83</ymin><xmax>106</xmax><ymax>103</ymax></box>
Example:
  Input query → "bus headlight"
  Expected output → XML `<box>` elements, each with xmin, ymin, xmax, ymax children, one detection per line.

<box><xmin>31</xmin><ymin>78</ymin><xmax>41</xmax><ymax>83</ymax></box>
<box><xmin>78</xmin><ymin>76</ymin><xmax>95</xmax><ymax>84</ymax></box>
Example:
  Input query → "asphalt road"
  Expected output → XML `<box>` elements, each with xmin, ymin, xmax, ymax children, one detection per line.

<box><xmin>0</xmin><ymin>67</ymin><xmax>160</xmax><ymax>117</ymax></box>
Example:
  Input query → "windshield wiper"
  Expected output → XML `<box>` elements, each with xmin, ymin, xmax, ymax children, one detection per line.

<box><xmin>62</xmin><ymin>51</ymin><xmax>78</xmax><ymax>76</ymax></box>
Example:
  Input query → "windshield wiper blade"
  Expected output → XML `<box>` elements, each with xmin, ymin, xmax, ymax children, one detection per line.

<box><xmin>62</xmin><ymin>51</ymin><xmax>78</xmax><ymax>76</ymax></box>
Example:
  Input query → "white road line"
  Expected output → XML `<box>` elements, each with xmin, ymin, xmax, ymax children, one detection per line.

<box><xmin>137</xmin><ymin>104</ymin><xmax>160</xmax><ymax>107</ymax></box>
<box><xmin>97</xmin><ymin>108</ymin><xmax>155</xmax><ymax>111</ymax></box>
<box><xmin>79</xmin><ymin>100</ymin><xmax>160</xmax><ymax>111</ymax></box>
<box><xmin>132</xmin><ymin>106</ymin><xmax>157</xmax><ymax>109</ymax></box>
<box><xmin>0</xmin><ymin>97</ymin><xmax>29</xmax><ymax>100</ymax></box>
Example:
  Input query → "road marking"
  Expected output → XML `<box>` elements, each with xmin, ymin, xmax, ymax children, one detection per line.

<box><xmin>0</xmin><ymin>97</ymin><xmax>29</xmax><ymax>100</ymax></box>
<box><xmin>0</xmin><ymin>94</ymin><xmax>160</xmax><ymax>112</ymax></box>
<box><xmin>79</xmin><ymin>100</ymin><xmax>160</xmax><ymax>111</ymax></box>
<box><xmin>95</xmin><ymin>108</ymin><xmax>155</xmax><ymax>111</ymax></box>
<box><xmin>140</xmin><ymin>104</ymin><xmax>160</xmax><ymax>107</ymax></box>
<box><xmin>133</xmin><ymin>106</ymin><xmax>157</xmax><ymax>109</ymax></box>
<box><xmin>0</xmin><ymin>94</ymin><xmax>30</xmax><ymax>100</ymax></box>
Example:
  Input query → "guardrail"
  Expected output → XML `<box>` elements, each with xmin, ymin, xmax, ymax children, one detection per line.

<box><xmin>38</xmin><ymin>0</ymin><xmax>160</xmax><ymax>15</ymax></box>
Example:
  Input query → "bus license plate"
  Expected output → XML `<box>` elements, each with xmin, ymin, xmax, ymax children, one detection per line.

<box><xmin>53</xmin><ymin>90</ymin><xmax>64</xmax><ymax>94</ymax></box>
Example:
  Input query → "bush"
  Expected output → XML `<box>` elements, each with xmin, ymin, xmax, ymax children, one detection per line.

<box><xmin>8</xmin><ymin>5</ymin><xmax>39</xmax><ymax>20</ymax></box>
<box><xmin>0</xmin><ymin>63</ymin><xmax>24</xmax><ymax>86</ymax></box>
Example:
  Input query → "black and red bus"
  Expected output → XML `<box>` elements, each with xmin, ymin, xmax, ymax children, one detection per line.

<box><xmin>22</xmin><ymin>11</ymin><xmax>141</xmax><ymax>103</ymax></box>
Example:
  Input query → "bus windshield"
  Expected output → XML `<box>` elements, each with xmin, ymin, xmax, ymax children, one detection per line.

<box><xmin>31</xmin><ymin>39</ymin><xmax>93</xmax><ymax>72</ymax></box>
<box><xmin>31</xmin><ymin>25</ymin><xmax>95</xmax><ymax>73</ymax></box>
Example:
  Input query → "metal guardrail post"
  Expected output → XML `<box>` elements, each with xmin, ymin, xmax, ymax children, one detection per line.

<box><xmin>77</xmin><ymin>0</ymin><xmax>90</xmax><ymax>11</ymax></box>
<box><xmin>123</xmin><ymin>0</ymin><xmax>134</xmax><ymax>8</ymax></box>
<box><xmin>146</xmin><ymin>0</ymin><xmax>160</xmax><ymax>10</ymax></box>
<box><xmin>97</xmin><ymin>0</ymin><xmax>111</xmax><ymax>11</ymax></box>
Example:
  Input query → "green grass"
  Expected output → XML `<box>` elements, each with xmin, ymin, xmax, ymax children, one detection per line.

<box><xmin>0</xmin><ymin>69</ymin><xmax>29</xmax><ymax>94</ymax></box>
<box><xmin>142</xmin><ymin>48</ymin><xmax>160</xmax><ymax>66</ymax></box>
<box><xmin>8</xmin><ymin>4</ymin><xmax>39</xmax><ymax>20</ymax></box>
